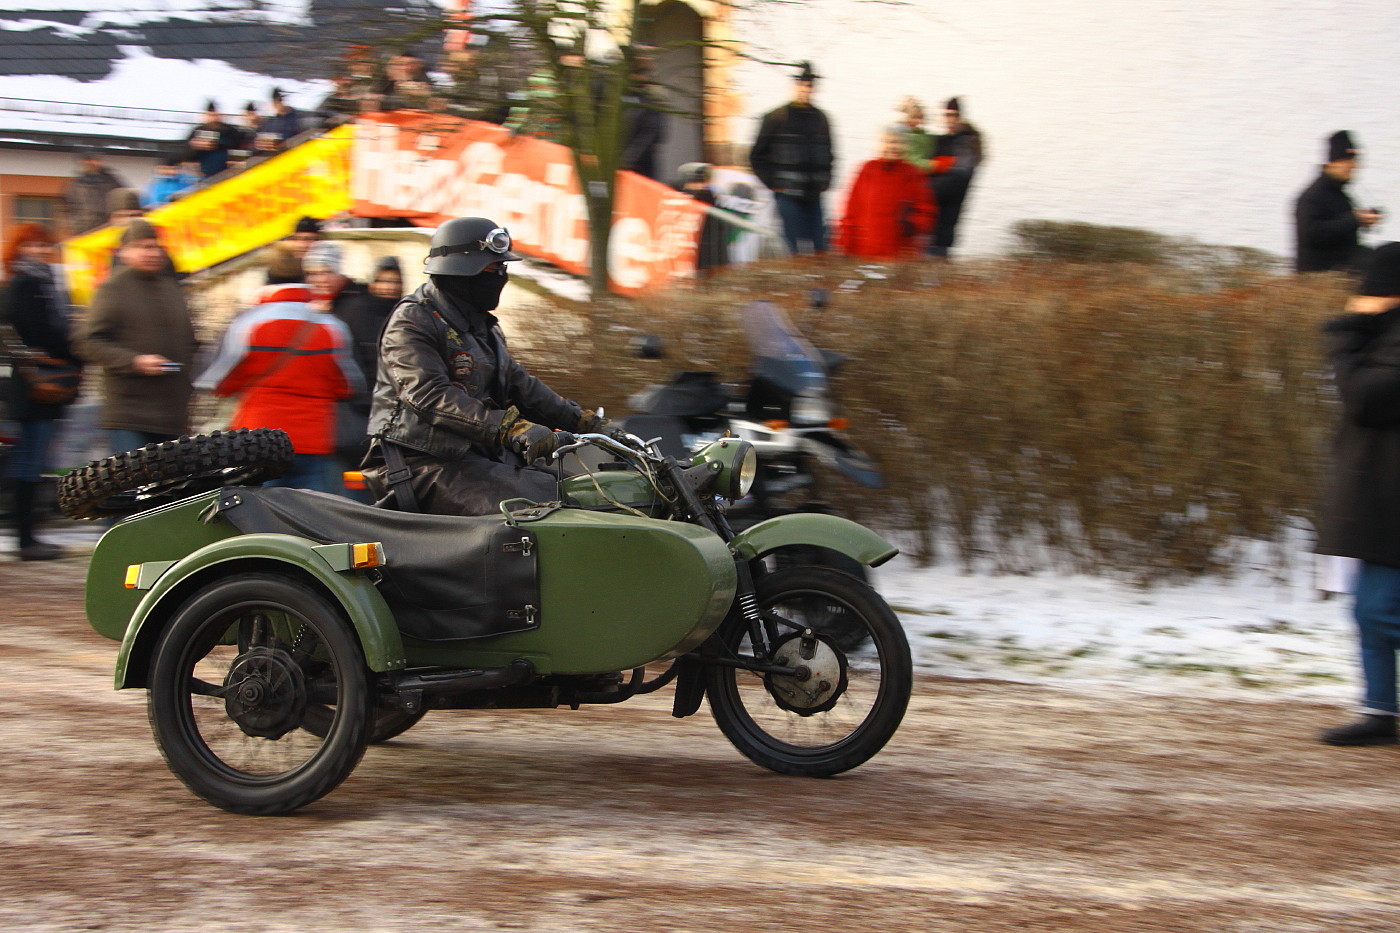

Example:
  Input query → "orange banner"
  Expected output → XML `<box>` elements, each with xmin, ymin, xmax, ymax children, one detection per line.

<box><xmin>351</xmin><ymin>113</ymin><xmax>704</xmax><ymax>294</ymax></box>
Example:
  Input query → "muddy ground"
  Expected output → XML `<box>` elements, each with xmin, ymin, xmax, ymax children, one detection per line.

<box><xmin>2</xmin><ymin>557</ymin><xmax>1398</xmax><ymax>933</ymax></box>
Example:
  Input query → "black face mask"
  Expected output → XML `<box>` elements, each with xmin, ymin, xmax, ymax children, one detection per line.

<box><xmin>436</xmin><ymin>268</ymin><xmax>508</xmax><ymax>313</ymax></box>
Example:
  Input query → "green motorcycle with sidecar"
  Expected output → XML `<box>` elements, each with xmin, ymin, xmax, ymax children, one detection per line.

<box><xmin>62</xmin><ymin>426</ymin><xmax>911</xmax><ymax>815</ymax></box>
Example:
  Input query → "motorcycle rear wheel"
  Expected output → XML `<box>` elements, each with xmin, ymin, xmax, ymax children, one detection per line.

<box><xmin>705</xmin><ymin>566</ymin><xmax>911</xmax><ymax>777</ymax></box>
<box><xmin>147</xmin><ymin>573</ymin><xmax>372</xmax><ymax>815</ymax></box>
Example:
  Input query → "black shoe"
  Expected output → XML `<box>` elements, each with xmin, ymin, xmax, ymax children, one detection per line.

<box><xmin>18</xmin><ymin>541</ymin><xmax>64</xmax><ymax>562</ymax></box>
<box><xmin>1320</xmin><ymin>715</ymin><xmax>1399</xmax><ymax>746</ymax></box>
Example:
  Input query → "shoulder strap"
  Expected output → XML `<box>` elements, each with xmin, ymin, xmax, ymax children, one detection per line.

<box><xmin>379</xmin><ymin>440</ymin><xmax>420</xmax><ymax>512</ymax></box>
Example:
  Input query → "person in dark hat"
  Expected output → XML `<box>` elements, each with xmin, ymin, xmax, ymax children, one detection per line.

<box><xmin>361</xmin><ymin>217</ymin><xmax>608</xmax><ymax>514</ymax></box>
<box><xmin>750</xmin><ymin>60</ymin><xmax>835</xmax><ymax>256</ymax></box>
<box><xmin>184</xmin><ymin>99</ymin><xmax>241</xmax><ymax>178</ymax></box>
<box><xmin>259</xmin><ymin>86</ymin><xmax>307</xmax><ymax>146</ymax></box>
<box><xmin>1316</xmin><ymin>242</ymin><xmax>1400</xmax><ymax>745</ymax></box>
<box><xmin>926</xmin><ymin>96</ymin><xmax>985</xmax><ymax>259</ymax></box>
<box><xmin>1295</xmin><ymin>130</ymin><xmax>1382</xmax><ymax>274</ymax></box>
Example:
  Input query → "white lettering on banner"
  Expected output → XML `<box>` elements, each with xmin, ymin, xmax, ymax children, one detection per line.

<box><xmin>608</xmin><ymin>216</ymin><xmax>653</xmax><ymax>291</ymax></box>
<box><xmin>354</xmin><ymin>116</ymin><xmax>706</xmax><ymax>293</ymax></box>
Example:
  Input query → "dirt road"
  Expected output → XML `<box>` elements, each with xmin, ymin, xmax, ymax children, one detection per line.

<box><xmin>2</xmin><ymin>558</ymin><xmax>1398</xmax><ymax>933</ymax></box>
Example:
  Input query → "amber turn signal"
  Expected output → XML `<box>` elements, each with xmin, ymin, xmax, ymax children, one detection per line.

<box><xmin>351</xmin><ymin>542</ymin><xmax>382</xmax><ymax>568</ymax></box>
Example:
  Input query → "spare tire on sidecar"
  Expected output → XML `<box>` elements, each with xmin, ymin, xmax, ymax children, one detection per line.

<box><xmin>57</xmin><ymin>428</ymin><xmax>294</xmax><ymax>520</ymax></box>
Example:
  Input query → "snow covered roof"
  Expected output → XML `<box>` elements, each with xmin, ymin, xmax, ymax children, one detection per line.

<box><xmin>0</xmin><ymin>1</ymin><xmax>440</xmax><ymax>153</ymax></box>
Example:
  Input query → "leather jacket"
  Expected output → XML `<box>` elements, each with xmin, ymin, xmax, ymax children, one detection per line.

<box><xmin>368</xmin><ymin>280</ymin><xmax>581</xmax><ymax>460</ymax></box>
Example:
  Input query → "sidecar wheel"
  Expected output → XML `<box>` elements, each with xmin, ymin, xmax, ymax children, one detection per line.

<box><xmin>706</xmin><ymin>566</ymin><xmax>911</xmax><ymax>777</ymax></box>
<box><xmin>148</xmin><ymin>573</ymin><xmax>372</xmax><ymax>815</ymax></box>
<box><xmin>58</xmin><ymin>428</ymin><xmax>293</xmax><ymax>520</ymax></box>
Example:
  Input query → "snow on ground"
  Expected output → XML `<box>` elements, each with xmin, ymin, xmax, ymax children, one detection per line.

<box><xmin>0</xmin><ymin>519</ymin><xmax>1362</xmax><ymax>710</ymax></box>
<box><xmin>873</xmin><ymin>543</ymin><xmax>1358</xmax><ymax>707</ymax></box>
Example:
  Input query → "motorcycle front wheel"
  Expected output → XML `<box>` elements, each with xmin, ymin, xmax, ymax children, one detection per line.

<box><xmin>147</xmin><ymin>573</ymin><xmax>372</xmax><ymax>815</ymax></box>
<box><xmin>705</xmin><ymin>566</ymin><xmax>911</xmax><ymax>777</ymax></box>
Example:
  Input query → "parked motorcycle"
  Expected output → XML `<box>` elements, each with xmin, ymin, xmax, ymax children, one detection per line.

<box><xmin>624</xmin><ymin>299</ymin><xmax>882</xmax><ymax>541</ymax></box>
<box><xmin>62</xmin><ymin>426</ymin><xmax>911</xmax><ymax>815</ymax></box>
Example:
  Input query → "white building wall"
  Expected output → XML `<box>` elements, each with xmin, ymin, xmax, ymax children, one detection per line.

<box><xmin>731</xmin><ymin>0</ymin><xmax>1400</xmax><ymax>260</ymax></box>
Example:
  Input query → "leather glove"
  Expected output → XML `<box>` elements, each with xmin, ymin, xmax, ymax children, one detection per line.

<box><xmin>505</xmin><ymin>420</ymin><xmax>561</xmax><ymax>463</ymax></box>
<box><xmin>576</xmin><ymin>408</ymin><xmax>612</xmax><ymax>434</ymax></box>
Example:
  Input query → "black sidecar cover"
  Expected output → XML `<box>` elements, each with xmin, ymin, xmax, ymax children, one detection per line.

<box><xmin>213</xmin><ymin>487</ymin><xmax>540</xmax><ymax>641</ymax></box>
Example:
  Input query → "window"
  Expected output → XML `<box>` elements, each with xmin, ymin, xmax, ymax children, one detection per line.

<box><xmin>13</xmin><ymin>196</ymin><xmax>60</xmax><ymax>232</ymax></box>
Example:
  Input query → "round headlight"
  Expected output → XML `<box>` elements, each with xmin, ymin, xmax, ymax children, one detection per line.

<box><xmin>730</xmin><ymin>441</ymin><xmax>758</xmax><ymax>499</ymax></box>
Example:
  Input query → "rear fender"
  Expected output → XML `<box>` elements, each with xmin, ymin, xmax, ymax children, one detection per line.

<box><xmin>728</xmin><ymin>513</ymin><xmax>898</xmax><ymax>568</ymax></box>
<box><xmin>114</xmin><ymin>533</ymin><xmax>406</xmax><ymax>690</ymax></box>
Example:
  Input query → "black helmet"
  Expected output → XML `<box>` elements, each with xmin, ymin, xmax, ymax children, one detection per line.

<box><xmin>424</xmin><ymin>217</ymin><xmax>522</xmax><ymax>275</ymax></box>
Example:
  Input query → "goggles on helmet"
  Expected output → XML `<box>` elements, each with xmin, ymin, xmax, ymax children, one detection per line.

<box><xmin>426</xmin><ymin>226</ymin><xmax>514</xmax><ymax>262</ymax></box>
<box><xmin>480</xmin><ymin>227</ymin><xmax>512</xmax><ymax>254</ymax></box>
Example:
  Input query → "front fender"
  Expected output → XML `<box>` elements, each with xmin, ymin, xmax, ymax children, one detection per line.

<box><xmin>728</xmin><ymin>513</ymin><xmax>898</xmax><ymax>567</ymax></box>
<box><xmin>115</xmin><ymin>533</ymin><xmax>407</xmax><ymax>689</ymax></box>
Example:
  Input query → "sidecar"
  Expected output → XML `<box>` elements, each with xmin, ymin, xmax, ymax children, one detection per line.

<box><xmin>70</xmin><ymin>428</ymin><xmax>910</xmax><ymax>815</ymax></box>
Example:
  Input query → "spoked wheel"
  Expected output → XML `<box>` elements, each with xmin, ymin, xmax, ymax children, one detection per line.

<box><xmin>148</xmin><ymin>572</ymin><xmax>372</xmax><ymax>815</ymax></box>
<box><xmin>58</xmin><ymin>428</ymin><xmax>293</xmax><ymax>520</ymax></box>
<box><xmin>706</xmin><ymin>566</ymin><xmax>911</xmax><ymax>777</ymax></box>
<box><xmin>765</xmin><ymin>546</ymin><xmax>872</xmax><ymax>650</ymax></box>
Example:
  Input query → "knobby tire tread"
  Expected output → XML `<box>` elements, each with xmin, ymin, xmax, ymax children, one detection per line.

<box><xmin>57</xmin><ymin>428</ymin><xmax>294</xmax><ymax>519</ymax></box>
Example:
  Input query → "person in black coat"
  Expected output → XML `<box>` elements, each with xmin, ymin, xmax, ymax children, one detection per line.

<box><xmin>750</xmin><ymin>62</ymin><xmax>834</xmax><ymax>256</ymax></box>
<box><xmin>2</xmin><ymin>224</ymin><xmax>81</xmax><ymax>560</ymax></box>
<box><xmin>1316</xmin><ymin>242</ymin><xmax>1400</xmax><ymax>745</ymax></box>
<box><xmin>1295</xmin><ymin>130</ymin><xmax>1381</xmax><ymax>274</ymax></box>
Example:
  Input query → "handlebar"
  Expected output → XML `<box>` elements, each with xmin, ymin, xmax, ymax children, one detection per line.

<box><xmin>553</xmin><ymin>430</ymin><xmax>655</xmax><ymax>463</ymax></box>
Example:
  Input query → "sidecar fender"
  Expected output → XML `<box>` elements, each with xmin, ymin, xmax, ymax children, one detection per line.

<box><xmin>113</xmin><ymin>533</ymin><xmax>406</xmax><ymax>690</ymax></box>
<box><xmin>728</xmin><ymin>513</ymin><xmax>899</xmax><ymax>567</ymax></box>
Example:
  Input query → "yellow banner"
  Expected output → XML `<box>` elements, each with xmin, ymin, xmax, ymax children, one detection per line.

<box><xmin>64</xmin><ymin>125</ymin><xmax>354</xmax><ymax>305</ymax></box>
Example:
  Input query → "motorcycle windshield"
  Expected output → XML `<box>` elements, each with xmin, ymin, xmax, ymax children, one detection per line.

<box><xmin>741</xmin><ymin>301</ymin><xmax>827</xmax><ymax>396</ymax></box>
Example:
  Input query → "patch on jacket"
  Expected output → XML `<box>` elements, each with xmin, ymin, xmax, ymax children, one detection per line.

<box><xmin>450</xmin><ymin>350</ymin><xmax>477</xmax><ymax>380</ymax></box>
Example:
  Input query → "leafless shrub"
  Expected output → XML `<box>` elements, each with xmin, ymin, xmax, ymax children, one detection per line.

<box><xmin>514</xmin><ymin>258</ymin><xmax>1349</xmax><ymax>582</ymax></box>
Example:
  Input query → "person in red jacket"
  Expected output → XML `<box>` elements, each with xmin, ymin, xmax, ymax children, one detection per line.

<box><xmin>835</xmin><ymin>131</ymin><xmax>936</xmax><ymax>260</ymax></box>
<box><xmin>196</xmin><ymin>283</ymin><xmax>364</xmax><ymax>494</ymax></box>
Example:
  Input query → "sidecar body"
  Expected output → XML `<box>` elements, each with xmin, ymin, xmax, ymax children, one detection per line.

<box><xmin>88</xmin><ymin>486</ymin><xmax>768</xmax><ymax>686</ymax></box>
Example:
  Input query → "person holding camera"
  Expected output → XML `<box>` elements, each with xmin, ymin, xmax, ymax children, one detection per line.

<box><xmin>74</xmin><ymin>220</ymin><xmax>197</xmax><ymax>454</ymax></box>
<box><xmin>1295</xmin><ymin>130</ymin><xmax>1382</xmax><ymax>274</ymax></box>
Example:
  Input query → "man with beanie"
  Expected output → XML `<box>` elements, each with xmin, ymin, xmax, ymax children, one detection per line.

<box><xmin>927</xmin><ymin>97</ymin><xmax>984</xmax><ymax>259</ymax></box>
<box><xmin>362</xmin><ymin>217</ymin><xmax>608</xmax><ymax>515</ymax></box>
<box><xmin>304</xmin><ymin>240</ymin><xmax>367</xmax><ymax>326</ymax></box>
<box><xmin>260</xmin><ymin>87</ymin><xmax>306</xmax><ymax>146</ymax></box>
<box><xmin>183</xmin><ymin>100</ymin><xmax>241</xmax><ymax>178</ymax></box>
<box><xmin>1316</xmin><ymin>242</ymin><xmax>1400</xmax><ymax>745</ymax></box>
<box><xmin>1295</xmin><ymin>130</ymin><xmax>1381</xmax><ymax>273</ymax></box>
<box><xmin>750</xmin><ymin>62</ymin><xmax>835</xmax><ymax>256</ymax></box>
<box><xmin>74</xmin><ymin>220</ymin><xmax>197</xmax><ymax>453</ymax></box>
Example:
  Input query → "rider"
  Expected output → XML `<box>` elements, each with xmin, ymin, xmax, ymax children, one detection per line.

<box><xmin>362</xmin><ymin>217</ymin><xmax>607</xmax><ymax>514</ymax></box>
